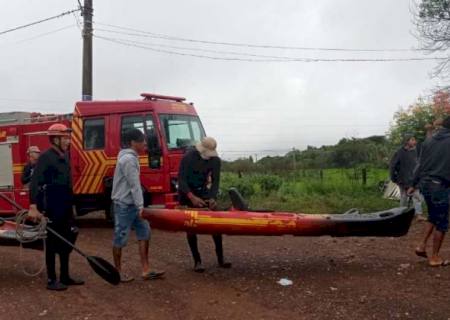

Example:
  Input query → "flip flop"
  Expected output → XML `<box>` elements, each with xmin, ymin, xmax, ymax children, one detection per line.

<box><xmin>415</xmin><ymin>249</ymin><xmax>427</xmax><ymax>259</ymax></box>
<box><xmin>429</xmin><ymin>260</ymin><xmax>450</xmax><ymax>267</ymax></box>
<box><xmin>142</xmin><ymin>270</ymin><xmax>165</xmax><ymax>280</ymax></box>
<box><xmin>120</xmin><ymin>273</ymin><xmax>135</xmax><ymax>283</ymax></box>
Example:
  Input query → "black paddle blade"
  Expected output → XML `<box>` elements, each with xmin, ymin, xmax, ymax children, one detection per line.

<box><xmin>87</xmin><ymin>256</ymin><xmax>120</xmax><ymax>285</ymax></box>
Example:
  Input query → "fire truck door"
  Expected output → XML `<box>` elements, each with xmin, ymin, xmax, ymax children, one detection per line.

<box><xmin>0</xmin><ymin>144</ymin><xmax>14</xmax><ymax>188</ymax></box>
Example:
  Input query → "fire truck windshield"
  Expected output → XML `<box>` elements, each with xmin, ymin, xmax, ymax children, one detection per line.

<box><xmin>159</xmin><ymin>114</ymin><xmax>205</xmax><ymax>150</ymax></box>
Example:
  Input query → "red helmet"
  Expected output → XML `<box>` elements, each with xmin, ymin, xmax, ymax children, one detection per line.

<box><xmin>48</xmin><ymin>123</ymin><xmax>72</xmax><ymax>136</ymax></box>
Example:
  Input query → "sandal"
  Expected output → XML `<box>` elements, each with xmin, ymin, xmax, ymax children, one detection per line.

<box><xmin>142</xmin><ymin>270</ymin><xmax>165</xmax><ymax>280</ymax></box>
<box><xmin>415</xmin><ymin>249</ymin><xmax>427</xmax><ymax>259</ymax></box>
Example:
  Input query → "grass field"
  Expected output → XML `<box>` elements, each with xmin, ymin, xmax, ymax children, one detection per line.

<box><xmin>218</xmin><ymin>168</ymin><xmax>399</xmax><ymax>214</ymax></box>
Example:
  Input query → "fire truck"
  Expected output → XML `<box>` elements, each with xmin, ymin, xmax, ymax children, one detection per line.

<box><xmin>0</xmin><ymin>93</ymin><xmax>206</xmax><ymax>219</ymax></box>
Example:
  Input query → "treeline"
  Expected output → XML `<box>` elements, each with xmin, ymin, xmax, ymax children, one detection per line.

<box><xmin>222</xmin><ymin>135</ymin><xmax>394</xmax><ymax>173</ymax></box>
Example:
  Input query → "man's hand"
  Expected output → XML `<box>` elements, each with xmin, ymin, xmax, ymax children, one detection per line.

<box><xmin>28</xmin><ymin>205</ymin><xmax>43</xmax><ymax>222</ymax></box>
<box><xmin>407</xmin><ymin>187</ymin><xmax>415</xmax><ymax>196</ymax></box>
<box><xmin>189</xmin><ymin>195</ymin><xmax>207</xmax><ymax>208</ymax></box>
<box><xmin>207</xmin><ymin>199</ymin><xmax>217</xmax><ymax>210</ymax></box>
<box><xmin>138</xmin><ymin>208</ymin><xmax>144</xmax><ymax>219</ymax></box>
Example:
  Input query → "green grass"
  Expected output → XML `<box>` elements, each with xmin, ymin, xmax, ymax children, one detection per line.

<box><xmin>218</xmin><ymin>169</ymin><xmax>398</xmax><ymax>214</ymax></box>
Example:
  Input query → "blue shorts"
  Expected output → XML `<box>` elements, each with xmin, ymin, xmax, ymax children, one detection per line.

<box><xmin>421</xmin><ymin>182</ymin><xmax>450</xmax><ymax>233</ymax></box>
<box><xmin>113</xmin><ymin>202</ymin><xmax>150</xmax><ymax>248</ymax></box>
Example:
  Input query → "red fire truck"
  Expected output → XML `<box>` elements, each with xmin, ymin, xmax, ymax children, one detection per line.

<box><xmin>0</xmin><ymin>93</ymin><xmax>206</xmax><ymax>219</ymax></box>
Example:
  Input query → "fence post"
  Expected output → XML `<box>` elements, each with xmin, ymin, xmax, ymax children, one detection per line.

<box><xmin>362</xmin><ymin>168</ymin><xmax>367</xmax><ymax>186</ymax></box>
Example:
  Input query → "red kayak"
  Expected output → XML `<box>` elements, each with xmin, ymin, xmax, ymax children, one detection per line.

<box><xmin>142</xmin><ymin>188</ymin><xmax>415</xmax><ymax>237</ymax></box>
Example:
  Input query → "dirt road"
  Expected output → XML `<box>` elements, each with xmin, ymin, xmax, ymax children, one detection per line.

<box><xmin>0</xmin><ymin>219</ymin><xmax>449</xmax><ymax>320</ymax></box>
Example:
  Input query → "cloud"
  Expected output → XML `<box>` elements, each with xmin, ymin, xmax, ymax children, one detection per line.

<box><xmin>0</xmin><ymin>0</ymin><xmax>440</xmax><ymax>159</ymax></box>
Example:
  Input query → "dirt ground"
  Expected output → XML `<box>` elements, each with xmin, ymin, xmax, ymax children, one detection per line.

<box><xmin>0</xmin><ymin>217</ymin><xmax>449</xmax><ymax>320</ymax></box>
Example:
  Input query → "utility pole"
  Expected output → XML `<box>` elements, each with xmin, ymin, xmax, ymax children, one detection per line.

<box><xmin>82</xmin><ymin>0</ymin><xmax>93</xmax><ymax>101</ymax></box>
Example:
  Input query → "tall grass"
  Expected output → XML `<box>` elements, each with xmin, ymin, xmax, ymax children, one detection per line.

<box><xmin>218</xmin><ymin>169</ymin><xmax>398</xmax><ymax>214</ymax></box>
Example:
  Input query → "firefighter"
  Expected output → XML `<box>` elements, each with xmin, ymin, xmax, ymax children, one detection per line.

<box><xmin>21</xmin><ymin>146</ymin><xmax>40</xmax><ymax>187</ymax></box>
<box><xmin>178</xmin><ymin>137</ymin><xmax>231</xmax><ymax>272</ymax></box>
<box><xmin>28</xmin><ymin>123</ymin><xmax>84</xmax><ymax>290</ymax></box>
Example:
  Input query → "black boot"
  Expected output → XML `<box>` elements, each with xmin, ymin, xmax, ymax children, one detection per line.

<box><xmin>59</xmin><ymin>253</ymin><xmax>85</xmax><ymax>286</ymax></box>
<box><xmin>60</xmin><ymin>277</ymin><xmax>85</xmax><ymax>286</ymax></box>
<box><xmin>214</xmin><ymin>235</ymin><xmax>232</xmax><ymax>268</ymax></box>
<box><xmin>194</xmin><ymin>261</ymin><xmax>205</xmax><ymax>273</ymax></box>
<box><xmin>47</xmin><ymin>279</ymin><xmax>67</xmax><ymax>291</ymax></box>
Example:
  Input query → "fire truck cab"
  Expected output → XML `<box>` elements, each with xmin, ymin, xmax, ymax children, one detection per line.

<box><xmin>0</xmin><ymin>93</ymin><xmax>206</xmax><ymax>218</ymax></box>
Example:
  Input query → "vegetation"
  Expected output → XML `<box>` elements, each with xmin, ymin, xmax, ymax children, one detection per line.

<box><xmin>223</xmin><ymin>135</ymin><xmax>394</xmax><ymax>174</ymax></box>
<box><xmin>219</xmin><ymin>91</ymin><xmax>449</xmax><ymax>215</ymax></box>
<box><xmin>414</xmin><ymin>0</ymin><xmax>450</xmax><ymax>79</ymax></box>
<box><xmin>388</xmin><ymin>90</ymin><xmax>450</xmax><ymax>144</ymax></box>
<box><xmin>217</xmin><ymin>169</ymin><xmax>397</xmax><ymax>214</ymax></box>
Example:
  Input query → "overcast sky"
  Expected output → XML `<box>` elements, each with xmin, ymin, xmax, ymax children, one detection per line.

<box><xmin>0</xmin><ymin>0</ymin><xmax>443</xmax><ymax>159</ymax></box>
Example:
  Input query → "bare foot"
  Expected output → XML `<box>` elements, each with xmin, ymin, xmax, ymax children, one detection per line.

<box><xmin>428</xmin><ymin>256</ymin><xmax>450</xmax><ymax>267</ymax></box>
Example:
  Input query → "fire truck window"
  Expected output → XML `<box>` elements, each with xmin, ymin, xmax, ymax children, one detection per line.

<box><xmin>121</xmin><ymin>116</ymin><xmax>145</xmax><ymax>147</ymax></box>
<box><xmin>159</xmin><ymin>114</ymin><xmax>205</xmax><ymax>149</ymax></box>
<box><xmin>145</xmin><ymin>117</ymin><xmax>154</xmax><ymax>134</ymax></box>
<box><xmin>83</xmin><ymin>118</ymin><xmax>105</xmax><ymax>150</ymax></box>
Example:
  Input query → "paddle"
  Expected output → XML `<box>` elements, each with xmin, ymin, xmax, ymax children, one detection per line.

<box><xmin>45</xmin><ymin>225</ymin><xmax>120</xmax><ymax>285</ymax></box>
<box><xmin>0</xmin><ymin>193</ymin><xmax>120</xmax><ymax>285</ymax></box>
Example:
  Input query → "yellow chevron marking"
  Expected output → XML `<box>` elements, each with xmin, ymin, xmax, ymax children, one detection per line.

<box><xmin>13</xmin><ymin>164</ymin><xmax>25</xmax><ymax>173</ymax></box>
<box><xmin>191</xmin><ymin>215</ymin><xmax>297</xmax><ymax>228</ymax></box>
<box><xmin>71</xmin><ymin>115</ymin><xmax>151</xmax><ymax>194</ymax></box>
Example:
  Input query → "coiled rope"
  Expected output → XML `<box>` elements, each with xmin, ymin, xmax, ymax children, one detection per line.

<box><xmin>15</xmin><ymin>210</ymin><xmax>47</xmax><ymax>277</ymax></box>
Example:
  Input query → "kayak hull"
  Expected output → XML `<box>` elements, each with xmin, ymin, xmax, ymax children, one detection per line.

<box><xmin>0</xmin><ymin>220</ymin><xmax>44</xmax><ymax>250</ymax></box>
<box><xmin>142</xmin><ymin>207</ymin><xmax>415</xmax><ymax>237</ymax></box>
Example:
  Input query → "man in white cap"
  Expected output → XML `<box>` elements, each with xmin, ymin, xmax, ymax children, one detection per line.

<box><xmin>178</xmin><ymin>137</ymin><xmax>231</xmax><ymax>272</ymax></box>
<box><xmin>21</xmin><ymin>146</ymin><xmax>40</xmax><ymax>187</ymax></box>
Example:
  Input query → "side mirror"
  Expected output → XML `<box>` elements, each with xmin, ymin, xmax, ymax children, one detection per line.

<box><xmin>147</xmin><ymin>131</ymin><xmax>162</xmax><ymax>169</ymax></box>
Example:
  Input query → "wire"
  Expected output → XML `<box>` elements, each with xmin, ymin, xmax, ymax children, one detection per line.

<box><xmin>95</xmin><ymin>35</ymin><xmax>448</xmax><ymax>63</ymax></box>
<box><xmin>73</xmin><ymin>11</ymin><xmax>83</xmax><ymax>32</ymax></box>
<box><xmin>96</xmin><ymin>32</ymin><xmax>445</xmax><ymax>63</ymax></box>
<box><xmin>94</xmin><ymin>21</ymin><xmax>444</xmax><ymax>53</ymax></box>
<box><xmin>94</xmin><ymin>30</ymin><xmax>306</xmax><ymax>60</ymax></box>
<box><xmin>0</xmin><ymin>8</ymin><xmax>80</xmax><ymax>36</ymax></box>
<box><xmin>0</xmin><ymin>25</ymin><xmax>76</xmax><ymax>47</ymax></box>
<box><xmin>76</xmin><ymin>0</ymin><xmax>83</xmax><ymax>10</ymax></box>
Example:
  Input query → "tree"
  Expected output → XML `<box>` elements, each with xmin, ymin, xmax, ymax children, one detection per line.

<box><xmin>388</xmin><ymin>90</ymin><xmax>450</xmax><ymax>144</ymax></box>
<box><xmin>414</xmin><ymin>0</ymin><xmax>450</xmax><ymax>80</ymax></box>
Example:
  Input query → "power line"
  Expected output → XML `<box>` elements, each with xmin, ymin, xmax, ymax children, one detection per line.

<box><xmin>0</xmin><ymin>25</ymin><xmax>76</xmax><ymax>47</ymax></box>
<box><xmin>0</xmin><ymin>8</ymin><xmax>80</xmax><ymax>36</ymax></box>
<box><xmin>95</xmin><ymin>35</ymin><xmax>448</xmax><ymax>63</ymax></box>
<box><xmin>94</xmin><ymin>30</ymin><xmax>307</xmax><ymax>60</ymax></box>
<box><xmin>94</xmin><ymin>21</ymin><xmax>444</xmax><ymax>53</ymax></box>
<box><xmin>72</xmin><ymin>11</ymin><xmax>83</xmax><ymax>32</ymax></box>
<box><xmin>95</xmin><ymin>32</ymin><xmax>447</xmax><ymax>63</ymax></box>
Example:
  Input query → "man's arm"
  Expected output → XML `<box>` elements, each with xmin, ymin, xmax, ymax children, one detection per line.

<box><xmin>389</xmin><ymin>150</ymin><xmax>401</xmax><ymax>183</ymax></box>
<box><xmin>21</xmin><ymin>164</ymin><xmax>32</xmax><ymax>185</ymax></box>
<box><xmin>208</xmin><ymin>157</ymin><xmax>221</xmax><ymax>200</ymax></box>
<box><xmin>178</xmin><ymin>153</ymin><xmax>192</xmax><ymax>196</ymax></box>
<box><xmin>122</xmin><ymin>157</ymin><xmax>144</xmax><ymax>210</ymax></box>
<box><xmin>29</xmin><ymin>155</ymin><xmax>48</xmax><ymax>220</ymax></box>
<box><xmin>178</xmin><ymin>152</ymin><xmax>206</xmax><ymax>207</ymax></box>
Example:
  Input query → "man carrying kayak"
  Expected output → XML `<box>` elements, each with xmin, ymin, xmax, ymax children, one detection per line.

<box><xmin>178</xmin><ymin>137</ymin><xmax>232</xmax><ymax>272</ymax></box>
